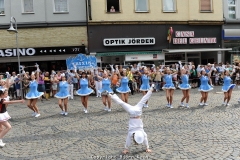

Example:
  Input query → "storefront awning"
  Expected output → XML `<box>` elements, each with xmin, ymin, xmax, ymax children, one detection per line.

<box><xmin>96</xmin><ymin>51</ymin><xmax>161</xmax><ymax>57</ymax></box>
<box><xmin>223</xmin><ymin>29</ymin><xmax>240</xmax><ymax>40</ymax></box>
<box><xmin>162</xmin><ymin>48</ymin><xmax>232</xmax><ymax>53</ymax></box>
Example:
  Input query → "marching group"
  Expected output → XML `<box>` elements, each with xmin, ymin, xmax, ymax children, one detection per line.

<box><xmin>0</xmin><ymin>61</ymin><xmax>239</xmax><ymax>154</ymax></box>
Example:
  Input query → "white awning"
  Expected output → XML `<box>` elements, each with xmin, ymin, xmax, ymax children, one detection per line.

<box><xmin>162</xmin><ymin>48</ymin><xmax>232</xmax><ymax>53</ymax></box>
<box><xmin>224</xmin><ymin>29</ymin><xmax>240</xmax><ymax>37</ymax></box>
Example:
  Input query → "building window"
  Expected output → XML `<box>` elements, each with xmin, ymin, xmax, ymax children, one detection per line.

<box><xmin>162</xmin><ymin>0</ymin><xmax>176</xmax><ymax>12</ymax></box>
<box><xmin>228</xmin><ymin>0</ymin><xmax>236</xmax><ymax>19</ymax></box>
<box><xmin>0</xmin><ymin>0</ymin><xmax>4</xmax><ymax>15</ymax></box>
<box><xmin>23</xmin><ymin>0</ymin><xmax>34</xmax><ymax>13</ymax></box>
<box><xmin>200</xmin><ymin>0</ymin><xmax>212</xmax><ymax>12</ymax></box>
<box><xmin>54</xmin><ymin>0</ymin><xmax>68</xmax><ymax>13</ymax></box>
<box><xmin>106</xmin><ymin>0</ymin><xmax>120</xmax><ymax>13</ymax></box>
<box><xmin>135</xmin><ymin>0</ymin><xmax>148</xmax><ymax>12</ymax></box>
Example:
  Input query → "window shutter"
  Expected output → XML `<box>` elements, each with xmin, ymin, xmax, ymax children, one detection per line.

<box><xmin>201</xmin><ymin>0</ymin><xmax>211</xmax><ymax>11</ymax></box>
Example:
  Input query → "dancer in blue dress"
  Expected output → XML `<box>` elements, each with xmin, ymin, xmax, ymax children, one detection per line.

<box><xmin>222</xmin><ymin>69</ymin><xmax>235</xmax><ymax>106</ymax></box>
<box><xmin>54</xmin><ymin>73</ymin><xmax>72</xmax><ymax>116</ymax></box>
<box><xmin>178</xmin><ymin>61</ymin><xmax>191</xmax><ymax>108</ymax></box>
<box><xmin>114</xmin><ymin>65</ymin><xmax>131</xmax><ymax>103</ymax></box>
<box><xmin>197</xmin><ymin>65</ymin><xmax>213</xmax><ymax>106</ymax></box>
<box><xmin>98</xmin><ymin>69</ymin><xmax>113</xmax><ymax>112</ymax></box>
<box><xmin>25</xmin><ymin>65</ymin><xmax>43</xmax><ymax>118</ymax></box>
<box><xmin>76</xmin><ymin>72</ymin><xmax>93</xmax><ymax>114</ymax></box>
<box><xmin>161</xmin><ymin>67</ymin><xmax>177</xmax><ymax>108</ymax></box>
<box><xmin>138</xmin><ymin>67</ymin><xmax>151</xmax><ymax>108</ymax></box>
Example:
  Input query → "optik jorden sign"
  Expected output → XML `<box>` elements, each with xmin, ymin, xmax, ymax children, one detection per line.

<box><xmin>103</xmin><ymin>38</ymin><xmax>155</xmax><ymax>46</ymax></box>
<box><xmin>0</xmin><ymin>48</ymin><xmax>35</xmax><ymax>57</ymax></box>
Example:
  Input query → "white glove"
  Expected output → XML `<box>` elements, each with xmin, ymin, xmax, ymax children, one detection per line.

<box><xmin>151</xmin><ymin>83</ymin><xmax>155</xmax><ymax>88</ymax></box>
<box><xmin>37</xmin><ymin>68</ymin><xmax>40</xmax><ymax>72</ymax></box>
<box><xmin>6</xmin><ymin>72</ymin><xmax>10</xmax><ymax>79</ymax></box>
<box><xmin>35</xmin><ymin>63</ymin><xmax>39</xmax><ymax>68</ymax></box>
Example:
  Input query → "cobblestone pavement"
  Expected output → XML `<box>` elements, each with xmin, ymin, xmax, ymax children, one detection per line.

<box><xmin>1</xmin><ymin>86</ymin><xmax>240</xmax><ymax>160</ymax></box>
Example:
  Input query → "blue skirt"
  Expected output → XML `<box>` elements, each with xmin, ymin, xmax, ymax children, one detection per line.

<box><xmin>179</xmin><ymin>83</ymin><xmax>191</xmax><ymax>90</ymax></box>
<box><xmin>222</xmin><ymin>84</ymin><xmax>236</xmax><ymax>92</ymax></box>
<box><xmin>76</xmin><ymin>88</ymin><xmax>94</xmax><ymax>96</ymax></box>
<box><xmin>99</xmin><ymin>88</ymin><xmax>113</xmax><ymax>94</ymax></box>
<box><xmin>140</xmin><ymin>84</ymin><xmax>150</xmax><ymax>91</ymax></box>
<box><xmin>198</xmin><ymin>84</ymin><xmax>213</xmax><ymax>92</ymax></box>
<box><xmin>162</xmin><ymin>84</ymin><xmax>176</xmax><ymax>90</ymax></box>
<box><xmin>116</xmin><ymin>86</ymin><xmax>131</xmax><ymax>93</ymax></box>
<box><xmin>26</xmin><ymin>91</ymin><xmax>44</xmax><ymax>99</ymax></box>
<box><xmin>55</xmin><ymin>92</ymin><xmax>71</xmax><ymax>99</ymax></box>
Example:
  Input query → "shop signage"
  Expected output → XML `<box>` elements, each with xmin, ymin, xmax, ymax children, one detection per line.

<box><xmin>175</xmin><ymin>31</ymin><xmax>194</xmax><ymax>37</ymax></box>
<box><xmin>103</xmin><ymin>38</ymin><xmax>155</xmax><ymax>46</ymax></box>
<box><xmin>0</xmin><ymin>46</ymin><xmax>86</xmax><ymax>57</ymax></box>
<box><xmin>173</xmin><ymin>31</ymin><xmax>217</xmax><ymax>44</ymax></box>
<box><xmin>189</xmin><ymin>38</ymin><xmax>217</xmax><ymax>44</ymax></box>
<box><xmin>0</xmin><ymin>48</ymin><xmax>35</xmax><ymax>57</ymax></box>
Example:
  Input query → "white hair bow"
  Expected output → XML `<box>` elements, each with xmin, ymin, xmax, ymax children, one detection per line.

<box><xmin>61</xmin><ymin>73</ymin><xmax>65</xmax><ymax>77</ymax></box>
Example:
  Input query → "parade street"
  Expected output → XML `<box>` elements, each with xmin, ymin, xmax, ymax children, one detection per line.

<box><xmin>1</xmin><ymin>86</ymin><xmax>240</xmax><ymax>160</ymax></box>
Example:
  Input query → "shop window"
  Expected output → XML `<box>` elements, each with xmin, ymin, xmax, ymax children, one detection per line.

<box><xmin>162</xmin><ymin>0</ymin><xmax>176</xmax><ymax>12</ymax></box>
<box><xmin>23</xmin><ymin>0</ymin><xmax>34</xmax><ymax>13</ymax></box>
<box><xmin>54</xmin><ymin>0</ymin><xmax>68</xmax><ymax>13</ymax></box>
<box><xmin>106</xmin><ymin>0</ymin><xmax>120</xmax><ymax>13</ymax></box>
<box><xmin>135</xmin><ymin>0</ymin><xmax>148</xmax><ymax>12</ymax></box>
<box><xmin>228</xmin><ymin>0</ymin><xmax>236</xmax><ymax>19</ymax></box>
<box><xmin>0</xmin><ymin>0</ymin><xmax>4</xmax><ymax>15</ymax></box>
<box><xmin>200</xmin><ymin>0</ymin><xmax>212</xmax><ymax>12</ymax></box>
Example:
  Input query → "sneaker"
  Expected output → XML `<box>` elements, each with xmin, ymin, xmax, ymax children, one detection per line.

<box><xmin>32</xmin><ymin>112</ymin><xmax>36</xmax><ymax>116</ymax></box>
<box><xmin>166</xmin><ymin>104</ymin><xmax>170</xmax><ymax>107</ymax></box>
<box><xmin>169</xmin><ymin>105</ymin><xmax>173</xmax><ymax>109</ymax></box>
<box><xmin>204</xmin><ymin>103</ymin><xmax>208</xmax><ymax>106</ymax></box>
<box><xmin>0</xmin><ymin>140</ymin><xmax>5</xmax><ymax>147</ymax></box>
<box><xmin>60</xmin><ymin>111</ymin><xmax>65</xmax><ymax>115</ymax></box>
<box><xmin>226</xmin><ymin>103</ymin><xmax>230</xmax><ymax>106</ymax></box>
<box><xmin>199</xmin><ymin>103</ymin><xmax>203</xmax><ymax>106</ymax></box>
<box><xmin>104</xmin><ymin>106</ymin><xmax>108</xmax><ymax>111</ymax></box>
<box><xmin>84</xmin><ymin>110</ymin><xmax>88</xmax><ymax>114</ymax></box>
<box><xmin>108</xmin><ymin>108</ymin><xmax>111</xmax><ymax>112</ymax></box>
<box><xmin>143</xmin><ymin>104</ymin><xmax>148</xmax><ymax>108</ymax></box>
<box><xmin>64</xmin><ymin>112</ymin><xmax>68</xmax><ymax>116</ymax></box>
<box><xmin>222</xmin><ymin>102</ymin><xmax>226</xmax><ymax>105</ymax></box>
<box><xmin>180</xmin><ymin>103</ymin><xmax>184</xmax><ymax>107</ymax></box>
<box><xmin>211</xmin><ymin>84</ymin><xmax>214</xmax><ymax>87</ymax></box>
<box><xmin>83</xmin><ymin>108</ymin><xmax>86</xmax><ymax>112</ymax></box>
<box><xmin>35</xmin><ymin>113</ymin><xmax>40</xmax><ymax>118</ymax></box>
<box><xmin>96</xmin><ymin>95</ymin><xmax>99</xmax><ymax>98</ymax></box>
<box><xmin>186</xmin><ymin>105</ymin><xmax>190</xmax><ymax>108</ymax></box>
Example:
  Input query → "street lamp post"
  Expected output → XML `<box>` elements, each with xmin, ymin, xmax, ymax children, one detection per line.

<box><xmin>7</xmin><ymin>17</ymin><xmax>23</xmax><ymax>98</ymax></box>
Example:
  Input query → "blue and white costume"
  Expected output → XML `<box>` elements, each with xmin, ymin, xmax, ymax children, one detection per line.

<box><xmin>179</xmin><ymin>74</ymin><xmax>191</xmax><ymax>90</ymax></box>
<box><xmin>222</xmin><ymin>76</ymin><xmax>235</xmax><ymax>92</ymax></box>
<box><xmin>55</xmin><ymin>81</ymin><xmax>71</xmax><ymax>99</ymax></box>
<box><xmin>76</xmin><ymin>78</ymin><xmax>94</xmax><ymax>96</ymax></box>
<box><xmin>116</xmin><ymin>77</ymin><xmax>131</xmax><ymax>93</ymax></box>
<box><xmin>162</xmin><ymin>74</ymin><xmax>176</xmax><ymax>90</ymax></box>
<box><xmin>26</xmin><ymin>80</ymin><xmax>44</xmax><ymax>99</ymax></box>
<box><xmin>140</xmin><ymin>75</ymin><xmax>150</xmax><ymax>91</ymax></box>
<box><xmin>198</xmin><ymin>76</ymin><xmax>213</xmax><ymax>92</ymax></box>
<box><xmin>99</xmin><ymin>78</ymin><xmax>113</xmax><ymax>94</ymax></box>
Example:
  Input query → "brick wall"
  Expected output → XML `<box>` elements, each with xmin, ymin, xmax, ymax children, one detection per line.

<box><xmin>0</xmin><ymin>26</ymin><xmax>87</xmax><ymax>49</ymax></box>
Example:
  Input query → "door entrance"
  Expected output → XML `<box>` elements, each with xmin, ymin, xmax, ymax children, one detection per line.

<box><xmin>188</xmin><ymin>58</ymin><xmax>200</xmax><ymax>66</ymax></box>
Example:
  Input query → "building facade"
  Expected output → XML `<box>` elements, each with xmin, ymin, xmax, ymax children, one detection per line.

<box><xmin>88</xmin><ymin>0</ymin><xmax>228</xmax><ymax>66</ymax></box>
<box><xmin>0</xmin><ymin>0</ymin><xmax>87</xmax><ymax>72</ymax></box>
<box><xmin>222</xmin><ymin>0</ymin><xmax>240</xmax><ymax>64</ymax></box>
